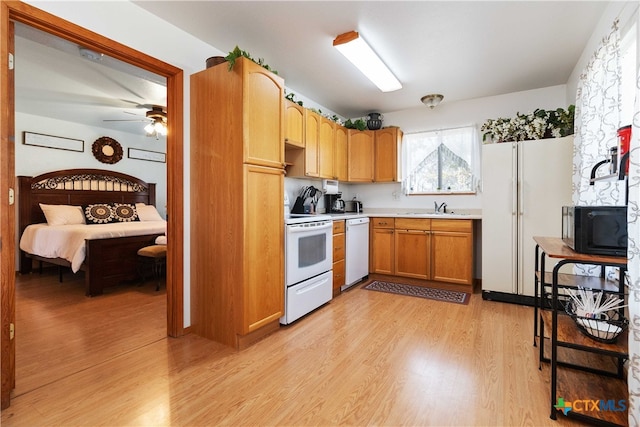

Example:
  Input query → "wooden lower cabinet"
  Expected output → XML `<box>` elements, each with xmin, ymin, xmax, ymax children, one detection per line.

<box><xmin>242</xmin><ymin>165</ymin><xmax>285</xmax><ymax>333</ymax></box>
<box><xmin>431</xmin><ymin>220</ymin><xmax>474</xmax><ymax>285</ymax></box>
<box><xmin>371</xmin><ymin>229</ymin><xmax>394</xmax><ymax>274</ymax></box>
<box><xmin>332</xmin><ymin>220</ymin><xmax>345</xmax><ymax>295</ymax></box>
<box><xmin>333</xmin><ymin>259</ymin><xmax>345</xmax><ymax>296</ymax></box>
<box><xmin>370</xmin><ymin>217</ymin><xmax>474</xmax><ymax>286</ymax></box>
<box><xmin>370</xmin><ymin>218</ymin><xmax>395</xmax><ymax>274</ymax></box>
<box><xmin>395</xmin><ymin>229</ymin><xmax>430</xmax><ymax>279</ymax></box>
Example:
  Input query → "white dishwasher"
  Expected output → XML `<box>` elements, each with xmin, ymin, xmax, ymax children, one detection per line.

<box><xmin>343</xmin><ymin>217</ymin><xmax>370</xmax><ymax>290</ymax></box>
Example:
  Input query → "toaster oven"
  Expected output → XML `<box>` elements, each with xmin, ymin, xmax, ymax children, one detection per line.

<box><xmin>345</xmin><ymin>200</ymin><xmax>363</xmax><ymax>213</ymax></box>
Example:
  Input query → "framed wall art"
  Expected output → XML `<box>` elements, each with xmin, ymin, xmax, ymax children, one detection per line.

<box><xmin>23</xmin><ymin>131</ymin><xmax>84</xmax><ymax>152</ymax></box>
<box><xmin>92</xmin><ymin>136</ymin><xmax>123</xmax><ymax>164</ymax></box>
<box><xmin>128</xmin><ymin>147</ymin><xmax>166</xmax><ymax>163</ymax></box>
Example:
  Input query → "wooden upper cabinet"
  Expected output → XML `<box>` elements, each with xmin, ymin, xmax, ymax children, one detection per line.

<box><xmin>334</xmin><ymin>125</ymin><xmax>348</xmax><ymax>181</ymax></box>
<box><xmin>303</xmin><ymin>109</ymin><xmax>320</xmax><ymax>178</ymax></box>
<box><xmin>375</xmin><ymin>127</ymin><xmax>403</xmax><ymax>182</ymax></box>
<box><xmin>319</xmin><ymin>117</ymin><xmax>336</xmax><ymax>179</ymax></box>
<box><xmin>243</xmin><ymin>59</ymin><xmax>285</xmax><ymax>168</ymax></box>
<box><xmin>284</xmin><ymin>99</ymin><xmax>304</xmax><ymax>148</ymax></box>
<box><xmin>348</xmin><ymin>130</ymin><xmax>374</xmax><ymax>182</ymax></box>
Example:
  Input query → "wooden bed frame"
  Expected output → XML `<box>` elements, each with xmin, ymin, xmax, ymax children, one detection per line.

<box><xmin>18</xmin><ymin>168</ymin><xmax>164</xmax><ymax>296</ymax></box>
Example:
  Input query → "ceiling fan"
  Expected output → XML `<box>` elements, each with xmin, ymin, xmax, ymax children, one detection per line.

<box><xmin>103</xmin><ymin>105</ymin><xmax>167</xmax><ymax>138</ymax></box>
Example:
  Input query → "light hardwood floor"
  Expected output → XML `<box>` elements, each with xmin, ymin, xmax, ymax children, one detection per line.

<box><xmin>2</xmin><ymin>272</ymin><xmax>582</xmax><ymax>426</ymax></box>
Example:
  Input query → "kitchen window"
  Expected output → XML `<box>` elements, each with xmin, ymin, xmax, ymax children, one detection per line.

<box><xmin>402</xmin><ymin>125</ymin><xmax>480</xmax><ymax>195</ymax></box>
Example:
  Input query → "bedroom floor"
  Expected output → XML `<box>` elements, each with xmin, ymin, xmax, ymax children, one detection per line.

<box><xmin>12</xmin><ymin>268</ymin><xmax>166</xmax><ymax>397</ymax></box>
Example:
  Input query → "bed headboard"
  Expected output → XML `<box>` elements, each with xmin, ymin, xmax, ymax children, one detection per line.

<box><xmin>18</xmin><ymin>168</ymin><xmax>156</xmax><ymax>234</ymax></box>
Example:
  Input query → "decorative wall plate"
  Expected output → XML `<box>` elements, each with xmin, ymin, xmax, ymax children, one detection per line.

<box><xmin>92</xmin><ymin>136</ymin><xmax>123</xmax><ymax>164</ymax></box>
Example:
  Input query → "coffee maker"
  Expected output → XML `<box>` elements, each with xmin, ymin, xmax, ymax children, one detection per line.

<box><xmin>325</xmin><ymin>192</ymin><xmax>345</xmax><ymax>214</ymax></box>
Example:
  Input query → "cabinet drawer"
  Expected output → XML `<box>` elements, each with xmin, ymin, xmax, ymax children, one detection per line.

<box><xmin>395</xmin><ymin>218</ymin><xmax>431</xmax><ymax>231</ymax></box>
<box><xmin>371</xmin><ymin>217</ymin><xmax>394</xmax><ymax>228</ymax></box>
<box><xmin>333</xmin><ymin>220</ymin><xmax>345</xmax><ymax>234</ymax></box>
<box><xmin>333</xmin><ymin>233</ymin><xmax>345</xmax><ymax>261</ymax></box>
<box><xmin>333</xmin><ymin>259</ymin><xmax>345</xmax><ymax>289</ymax></box>
<box><xmin>431</xmin><ymin>219</ymin><xmax>472</xmax><ymax>232</ymax></box>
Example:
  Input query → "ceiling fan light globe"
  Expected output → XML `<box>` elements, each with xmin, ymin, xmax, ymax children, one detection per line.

<box><xmin>144</xmin><ymin>123</ymin><xmax>155</xmax><ymax>134</ymax></box>
<box><xmin>155</xmin><ymin>121</ymin><xmax>167</xmax><ymax>135</ymax></box>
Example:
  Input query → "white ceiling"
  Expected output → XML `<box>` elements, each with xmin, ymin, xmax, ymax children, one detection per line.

<box><xmin>133</xmin><ymin>0</ymin><xmax>608</xmax><ymax>117</ymax></box>
<box><xmin>14</xmin><ymin>23</ymin><xmax>167</xmax><ymax>136</ymax></box>
<box><xmin>15</xmin><ymin>1</ymin><xmax>609</xmax><ymax>135</ymax></box>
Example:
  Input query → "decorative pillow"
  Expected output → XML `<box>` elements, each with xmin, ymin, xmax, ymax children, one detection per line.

<box><xmin>84</xmin><ymin>203</ymin><xmax>114</xmax><ymax>224</ymax></box>
<box><xmin>39</xmin><ymin>204</ymin><xmax>86</xmax><ymax>226</ymax></box>
<box><xmin>112</xmin><ymin>203</ymin><xmax>139</xmax><ymax>222</ymax></box>
<box><xmin>135</xmin><ymin>203</ymin><xmax>164</xmax><ymax>221</ymax></box>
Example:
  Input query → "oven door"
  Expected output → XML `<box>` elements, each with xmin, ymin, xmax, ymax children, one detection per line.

<box><xmin>285</xmin><ymin>220</ymin><xmax>333</xmax><ymax>286</ymax></box>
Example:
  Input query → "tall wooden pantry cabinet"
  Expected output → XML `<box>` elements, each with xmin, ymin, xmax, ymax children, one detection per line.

<box><xmin>190</xmin><ymin>57</ymin><xmax>285</xmax><ymax>349</ymax></box>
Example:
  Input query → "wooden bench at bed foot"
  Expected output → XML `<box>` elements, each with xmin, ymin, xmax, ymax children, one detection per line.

<box><xmin>137</xmin><ymin>245</ymin><xmax>167</xmax><ymax>291</ymax></box>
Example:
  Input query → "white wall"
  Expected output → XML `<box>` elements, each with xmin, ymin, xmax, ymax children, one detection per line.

<box><xmin>345</xmin><ymin>84</ymin><xmax>567</xmax><ymax>212</ymax></box>
<box><xmin>15</xmin><ymin>113</ymin><xmax>168</xmax><ymax>214</ymax></box>
<box><xmin>566</xmin><ymin>1</ymin><xmax>637</xmax><ymax>104</ymax></box>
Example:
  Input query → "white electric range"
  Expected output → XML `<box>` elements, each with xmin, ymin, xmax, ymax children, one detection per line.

<box><xmin>281</xmin><ymin>208</ymin><xmax>333</xmax><ymax>324</ymax></box>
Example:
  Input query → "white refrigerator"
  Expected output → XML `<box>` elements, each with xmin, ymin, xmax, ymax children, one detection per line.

<box><xmin>481</xmin><ymin>136</ymin><xmax>573</xmax><ymax>303</ymax></box>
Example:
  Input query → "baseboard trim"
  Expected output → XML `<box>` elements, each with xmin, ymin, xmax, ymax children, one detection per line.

<box><xmin>481</xmin><ymin>290</ymin><xmax>535</xmax><ymax>306</ymax></box>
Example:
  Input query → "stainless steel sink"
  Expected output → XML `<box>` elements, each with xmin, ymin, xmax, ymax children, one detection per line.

<box><xmin>400</xmin><ymin>212</ymin><xmax>468</xmax><ymax>217</ymax></box>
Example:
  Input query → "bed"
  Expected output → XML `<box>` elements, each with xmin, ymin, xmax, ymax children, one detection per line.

<box><xmin>18</xmin><ymin>169</ymin><xmax>166</xmax><ymax>296</ymax></box>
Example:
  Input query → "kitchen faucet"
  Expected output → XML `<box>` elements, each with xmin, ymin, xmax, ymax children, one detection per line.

<box><xmin>434</xmin><ymin>201</ymin><xmax>447</xmax><ymax>213</ymax></box>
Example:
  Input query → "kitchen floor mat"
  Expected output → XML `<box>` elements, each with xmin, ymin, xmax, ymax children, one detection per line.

<box><xmin>363</xmin><ymin>280</ymin><xmax>470</xmax><ymax>305</ymax></box>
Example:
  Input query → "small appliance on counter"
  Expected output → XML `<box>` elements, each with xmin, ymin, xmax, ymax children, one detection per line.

<box><xmin>325</xmin><ymin>192</ymin><xmax>345</xmax><ymax>214</ymax></box>
<box><xmin>345</xmin><ymin>199</ymin><xmax>363</xmax><ymax>213</ymax></box>
<box><xmin>322</xmin><ymin>179</ymin><xmax>340</xmax><ymax>195</ymax></box>
<box><xmin>562</xmin><ymin>205</ymin><xmax>628</xmax><ymax>256</ymax></box>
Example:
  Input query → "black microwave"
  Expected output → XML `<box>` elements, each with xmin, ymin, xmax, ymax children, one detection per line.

<box><xmin>562</xmin><ymin>206</ymin><xmax>627</xmax><ymax>256</ymax></box>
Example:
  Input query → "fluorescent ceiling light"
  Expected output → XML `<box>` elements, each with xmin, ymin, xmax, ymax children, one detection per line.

<box><xmin>333</xmin><ymin>31</ymin><xmax>402</xmax><ymax>92</ymax></box>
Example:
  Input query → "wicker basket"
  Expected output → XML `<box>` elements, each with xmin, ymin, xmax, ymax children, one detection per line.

<box><xmin>565</xmin><ymin>301</ymin><xmax>627</xmax><ymax>344</ymax></box>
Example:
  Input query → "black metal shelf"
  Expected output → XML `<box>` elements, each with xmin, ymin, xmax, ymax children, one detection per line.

<box><xmin>533</xmin><ymin>237</ymin><xmax>628</xmax><ymax>427</ymax></box>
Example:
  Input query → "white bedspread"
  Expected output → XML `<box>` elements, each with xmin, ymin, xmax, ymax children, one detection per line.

<box><xmin>20</xmin><ymin>221</ymin><xmax>167</xmax><ymax>273</ymax></box>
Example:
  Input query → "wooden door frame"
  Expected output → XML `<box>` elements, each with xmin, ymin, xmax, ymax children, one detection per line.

<box><xmin>1</xmin><ymin>1</ymin><xmax>185</xmax><ymax>409</ymax></box>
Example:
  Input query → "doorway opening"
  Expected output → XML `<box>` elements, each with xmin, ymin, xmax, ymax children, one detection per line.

<box><xmin>1</xmin><ymin>1</ymin><xmax>184</xmax><ymax>409</ymax></box>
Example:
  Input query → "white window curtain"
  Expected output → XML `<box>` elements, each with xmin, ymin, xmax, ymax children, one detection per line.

<box><xmin>401</xmin><ymin>126</ymin><xmax>480</xmax><ymax>194</ymax></box>
<box><xmin>573</xmin><ymin>21</ymin><xmax>624</xmax><ymax>207</ymax></box>
<box><xmin>573</xmin><ymin>22</ymin><xmax>623</xmax><ymax>280</ymax></box>
<box><xmin>628</xmin><ymin>34</ymin><xmax>640</xmax><ymax>427</ymax></box>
